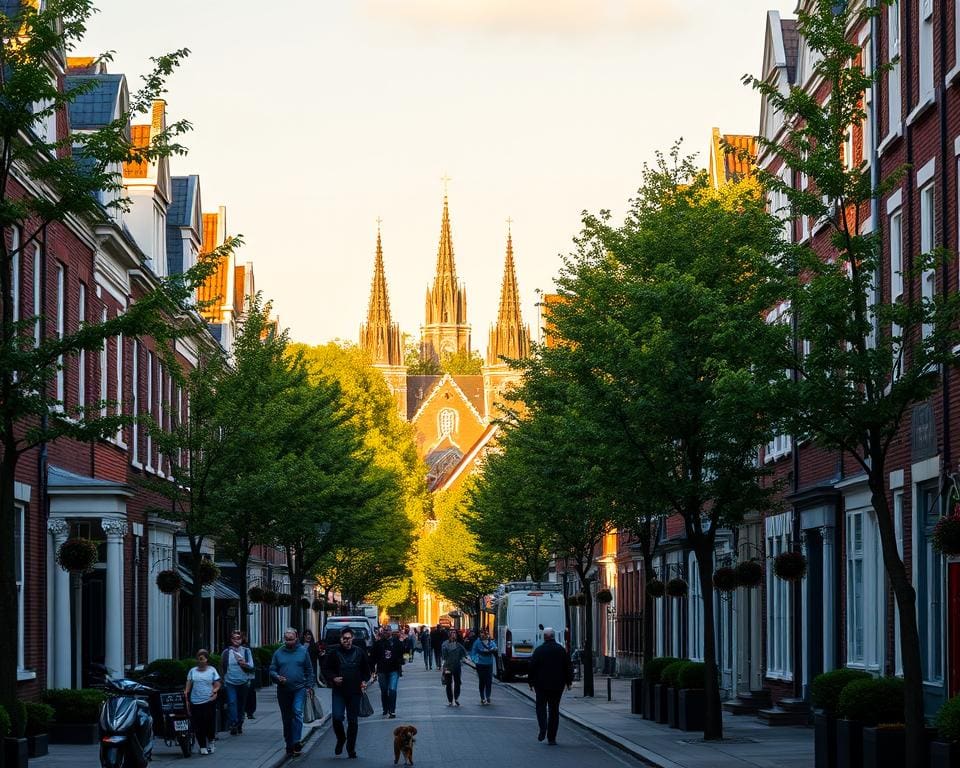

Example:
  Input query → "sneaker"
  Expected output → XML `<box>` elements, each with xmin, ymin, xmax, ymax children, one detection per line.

<box><xmin>293</xmin><ymin>742</ymin><xmax>303</xmax><ymax>754</ymax></box>
<box><xmin>447</xmin><ymin>702</ymin><xmax>453</xmax><ymax>707</ymax></box>
<box><xmin>199</xmin><ymin>748</ymin><xmax>209</xmax><ymax>755</ymax></box>
<box><xmin>208</xmin><ymin>743</ymin><xmax>216</xmax><ymax>754</ymax></box>
<box><xmin>335</xmin><ymin>737</ymin><xmax>345</xmax><ymax>755</ymax></box>
<box><xmin>455</xmin><ymin>700</ymin><xmax>460</xmax><ymax>707</ymax></box>
<box><xmin>230</xmin><ymin>727</ymin><xmax>237</xmax><ymax>736</ymax></box>
<box><xmin>388</xmin><ymin>713</ymin><xmax>396</xmax><ymax>719</ymax></box>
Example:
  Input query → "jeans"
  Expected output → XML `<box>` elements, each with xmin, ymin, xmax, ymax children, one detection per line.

<box><xmin>476</xmin><ymin>664</ymin><xmax>493</xmax><ymax>701</ymax></box>
<box><xmin>189</xmin><ymin>701</ymin><xmax>215</xmax><ymax>749</ymax></box>
<box><xmin>378</xmin><ymin>671</ymin><xmax>399</xmax><ymax>714</ymax></box>
<box><xmin>276</xmin><ymin>686</ymin><xmax>307</xmax><ymax>751</ymax></box>
<box><xmin>534</xmin><ymin>688</ymin><xmax>563</xmax><ymax>742</ymax></box>
<box><xmin>433</xmin><ymin>647</ymin><xmax>443</xmax><ymax>668</ymax></box>
<box><xmin>225</xmin><ymin>681</ymin><xmax>249</xmax><ymax>729</ymax></box>
<box><xmin>422</xmin><ymin>643</ymin><xmax>432</xmax><ymax>669</ymax></box>
<box><xmin>331</xmin><ymin>689</ymin><xmax>361</xmax><ymax>754</ymax></box>
<box><xmin>444</xmin><ymin>668</ymin><xmax>462</xmax><ymax>703</ymax></box>
<box><xmin>245</xmin><ymin>683</ymin><xmax>257</xmax><ymax>717</ymax></box>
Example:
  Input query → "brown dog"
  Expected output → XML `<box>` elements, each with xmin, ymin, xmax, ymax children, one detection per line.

<box><xmin>393</xmin><ymin>725</ymin><xmax>417</xmax><ymax>765</ymax></box>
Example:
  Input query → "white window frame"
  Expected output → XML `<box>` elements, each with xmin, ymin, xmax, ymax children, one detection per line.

<box><xmin>688</xmin><ymin>552</ymin><xmax>704</xmax><ymax>662</ymax></box>
<box><xmin>887</xmin><ymin>2</ymin><xmax>901</xmax><ymax>137</ymax></box>
<box><xmin>438</xmin><ymin>407</ymin><xmax>457</xmax><ymax>438</ymax></box>
<box><xmin>11</xmin><ymin>227</ymin><xmax>20</xmax><ymax>322</ymax></box>
<box><xmin>77</xmin><ymin>283</ymin><xmax>86</xmax><ymax>409</ymax></box>
<box><xmin>99</xmin><ymin>308</ymin><xmax>108</xmax><ymax>416</ymax></box>
<box><xmin>15</xmin><ymin>502</ymin><xmax>25</xmax><ymax>672</ymax></box>
<box><xmin>766</xmin><ymin>512</ymin><xmax>793</xmax><ymax>680</ymax></box>
<box><xmin>845</xmin><ymin>509</ymin><xmax>884</xmax><ymax>670</ymax></box>
<box><xmin>920</xmin><ymin>182</ymin><xmax>935</xmax><ymax>340</ymax></box>
<box><xmin>146</xmin><ymin>351</ymin><xmax>154</xmax><ymax>470</ymax></box>
<box><xmin>131</xmin><ymin>340</ymin><xmax>139</xmax><ymax>466</ymax></box>
<box><xmin>765</xmin><ymin>302</ymin><xmax>792</xmax><ymax>461</ymax></box>
<box><xmin>893</xmin><ymin>490</ymin><xmax>904</xmax><ymax>676</ymax></box>
<box><xmin>32</xmin><ymin>245</ymin><xmax>41</xmax><ymax>347</ymax></box>
<box><xmin>55</xmin><ymin>264</ymin><xmax>64</xmax><ymax>406</ymax></box>
<box><xmin>156</xmin><ymin>364</ymin><xmax>165</xmax><ymax>476</ymax></box>
<box><xmin>115</xmin><ymin>332</ymin><xmax>124</xmax><ymax>442</ymax></box>
<box><xmin>918</xmin><ymin>0</ymin><xmax>934</xmax><ymax>104</ymax></box>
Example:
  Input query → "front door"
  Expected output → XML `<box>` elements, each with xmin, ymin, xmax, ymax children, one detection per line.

<box><xmin>949</xmin><ymin>562</ymin><xmax>960</xmax><ymax>697</ymax></box>
<box><xmin>81</xmin><ymin>570</ymin><xmax>106</xmax><ymax>687</ymax></box>
<box><xmin>804</xmin><ymin>529</ymin><xmax>824</xmax><ymax>697</ymax></box>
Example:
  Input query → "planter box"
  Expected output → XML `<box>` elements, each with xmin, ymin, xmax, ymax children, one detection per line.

<box><xmin>27</xmin><ymin>735</ymin><xmax>48</xmax><ymax>759</ymax></box>
<box><xmin>630</xmin><ymin>678</ymin><xmax>643</xmax><ymax>716</ymax></box>
<box><xmin>814</xmin><ymin>711</ymin><xmax>837</xmax><ymax>768</ymax></box>
<box><xmin>49</xmin><ymin>723</ymin><xmax>99</xmax><ymax>745</ymax></box>
<box><xmin>653</xmin><ymin>684</ymin><xmax>669</xmax><ymax>724</ymax></box>
<box><xmin>3</xmin><ymin>737</ymin><xmax>28</xmax><ymax>768</ymax></box>
<box><xmin>642</xmin><ymin>680</ymin><xmax>655</xmax><ymax>721</ymax></box>
<box><xmin>679</xmin><ymin>689</ymin><xmax>706</xmax><ymax>732</ymax></box>
<box><xmin>667</xmin><ymin>687</ymin><xmax>680</xmax><ymax>729</ymax></box>
<box><xmin>836</xmin><ymin>719</ymin><xmax>863</xmax><ymax>768</ymax></box>
<box><xmin>862</xmin><ymin>727</ymin><xmax>904</xmax><ymax>768</ymax></box>
<box><xmin>930</xmin><ymin>740</ymin><xmax>960</xmax><ymax>768</ymax></box>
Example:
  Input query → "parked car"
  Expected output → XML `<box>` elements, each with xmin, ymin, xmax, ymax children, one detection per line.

<box><xmin>321</xmin><ymin>621</ymin><xmax>373</xmax><ymax>654</ymax></box>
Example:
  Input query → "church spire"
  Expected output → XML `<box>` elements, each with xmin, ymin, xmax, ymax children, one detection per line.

<box><xmin>486</xmin><ymin>222</ymin><xmax>531</xmax><ymax>366</ymax></box>
<box><xmin>360</xmin><ymin>223</ymin><xmax>403</xmax><ymax>367</ymax></box>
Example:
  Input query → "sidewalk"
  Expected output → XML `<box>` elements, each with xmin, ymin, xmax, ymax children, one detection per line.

<box><xmin>30</xmin><ymin>685</ymin><xmax>331</xmax><ymax>768</ymax></box>
<box><xmin>501</xmin><ymin>674</ymin><xmax>813</xmax><ymax>768</ymax></box>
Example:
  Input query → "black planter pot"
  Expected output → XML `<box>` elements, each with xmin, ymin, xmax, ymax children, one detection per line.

<box><xmin>27</xmin><ymin>734</ymin><xmax>48</xmax><ymax>758</ymax></box>
<box><xmin>630</xmin><ymin>678</ymin><xmax>643</xmax><ymax>716</ymax></box>
<box><xmin>814</xmin><ymin>711</ymin><xmax>837</xmax><ymax>768</ymax></box>
<box><xmin>930</xmin><ymin>740</ymin><xmax>960</xmax><ymax>768</ymax></box>
<box><xmin>642</xmin><ymin>680</ymin><xmax>655</xmax><ymax>721</ymax></box>
<box><xmin>653</xmin><ymin>684</ymin><xmax>669</xmax><ymax>724</ymax></box>
<box><xmin>3</xmin><ymin>737</ymin><xmax>28</xmax><ymax>768</ymax></box>
<box><xmin>679</xmin><ymin>689</ymin><xmax>706</xmax><ymax>732</ymax></box>
<box><xmin>49</xmin><ymin>723</ymin><xmax>99</xmax><ymax>745</ymax></box>
<box><xmin>667</xmin><ymin>687</ymin><xmax>680</xmax><ymax>729</ymax></box>
<box><xmin>836</xmin><ymin>719</ymin><xmax>864</xmax><ymax>768</ymax></box>
<box><xmin>862</xmin><ymin>727</ymin><xmax>904</xmax><ymax>768</ymax></box>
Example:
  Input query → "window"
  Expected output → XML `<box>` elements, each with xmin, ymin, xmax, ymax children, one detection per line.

<box><xmin>146</xmin><ymin>351</ymin><xmax>154</xmax><ymax>469</ymax></box>
<box><xmin>99</xmin><ymin>308</ymin><xmax>108</xmax><ymax>416</ymax></box>
<box><xmin>846</xmin><ymin>509</ymin><xmax>884</xmax><ymax>669</ymax></box>
<box><xmin>157</xmin><ymin>364</ymin><xmax>165</xmax><ymax>475</ymax></box>
<box><xmin>438</xmin><ymin>408</ymin><xmax>457</xmax><ymax>438</ymax></box>
<box><xmin>131</xmin><ymin>340</ymin><xmax>139</xmax><ymax>465</ymax></box>
<box><xmin>920</xmin><ymin>184</ymin><xmax>935</xmax><ymax>340</ymax></box>
<box><xmin>688</xmin><ymin>553</ymin><xmax>704</xmax><ymax>662</ymax></box>
<box><xmin>919</xmin><ymin>483</ymin><xmax>943</xmax><ymax>683</ymax></box>
<box><xmin>765</xmin><ymin>302</ymin><xmax>792</xmax><ymax>461</ymax></box>
<box><xmin>77</xmin><ymin>283</ymin><xmax>86</xmax><ymax>409</ymax></box>
<box><xmin>55</xmin><ymin>265</ymin><xmax>64</xmax><ymax>405</ymax></box>
<box><xmin>11</xmin><ymin>227</ymin><xmax>20</xmax><ymax>322</ymax></box>
<box><xmin>766</xmin><ymin>512</ymin><xmax>792</xmax><ymax>679</ymax></box>
<box><xmin>15</xmin><ymin>502</ymin><xmax>24</xmax><ymax>672</ymax></box>
<box><xmin>887</xmin><ymin>2</ymin><xmax>901</xmax><ymax>133</ymax></box>
<box><xmin>893</xmin><ymin>490</ymin><xmax>904</xmax><ymax>675</ymax></box>
<box><xmin>918</xmin><ymin>0</ymin><xmax>934</xmax><ymax>104</ymax></box>
<box><xmin>115</xmin><ymin>333</ymin><xmax>123</xmax><ymax>442</ymax></box>
<box><xmin>32</xmin><ymin>245</ymin><xmax>40</xmax><ymax>347</ymax></box>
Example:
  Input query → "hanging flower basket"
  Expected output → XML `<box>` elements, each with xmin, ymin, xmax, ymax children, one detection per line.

<box><xmin>735</xmin><ymin>560</ymin><xmax>764</xmax><ymax>588</ymax></box>
<box><xmin>773</xmin><ymin>551</ymin><xmax>807</xmax><ymax>581</ymax></box>
<box><xmin>247</xmin><ymin>586</ymin><xmax>264</xmax><ymax>604</ymax></box>
<box><xmin>156</xmin><ymin>569</ymin><xmax>182</xmax><ymax>594</ymax></box>
<box><xmin>312</xmin><ymin>599</ymin><xmax>325</xmax><ymax>612</ymax></box>
<box><xmin>564</xmin><ymin>593</ymin><xmax>582</xmax><ymax>607</ymax></box>
<box><xmin>596</xmin><ymin>588</ymin><xmax>613</xmax><ymax>604</ymax></box>
<box><xmin>713</xmin><ymin>566</ymin><xmax>738</xmax><ymax>593</ymax></box>
<box><xmin>261</xmin><ymin>589</ymin><xmax>278</xmax><ymax>605</ymax></box>
<box><xmin>646</xmin><ymin>578</ymin><xmax>665</xmax><ymax>598</ymax></box>
<box><xmin>56</xmin><ymin>538</ymin><xmax>99</xmax><ymax>573</ymax></box>
<box><xmin>666</xmin><ymin>578</ymin><xmax>689</xmax><ymax>598</ymax></box>
<box><xmin>276</xmin><ymin>592</ymin><xmax>295</xmax><ymax>608</ymax></box>
<box><xmin>299</xmin><ymin>597</ymin><xmax>311</xmax><ymax>611</ymax></box>
<box><xmin>197</xmin><ymin>559</ymin><xmax>220</xmax><ymax>586</ymax></box>
<box><xmin>932</xmin><ymin>514</ymin><xmax>960</xmax><ymax>556</ymax></box>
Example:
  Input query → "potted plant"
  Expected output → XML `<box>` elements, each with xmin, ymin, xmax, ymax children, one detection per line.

<box><xmin>713</xmin><ymin>566</ymin><xmax>738</xmax><ymax>593</ymax></box>
<box><xmin>0</xmin><ymin>705</ymin><xmax>10</xmax><ymax>768</ymax></box>
<box><xmin>660</xmin><ymin>660</ymin><xmax>688</xmax><ymax>729</ymax></box>
<box><xmin>4</xmin><ymin>700</ymin><xmax>27</xmax><ymax>768</ymax></box>
<box><xmin>23</xmin><ymin>702</ymin><xmax>54</xmax><ymax>758</ymax></box>
<box><xmin>773</xmin><ymin>551</ymin><xmax>807</xmax><ymax>581</ymax></box>
<box><xmin>931</xmin><ymin>694</ymin><xmax>960</xmax><ymax>768</ymax></box>
<box><xmin>642</xmin><ymin>656</ymin><xmax>680</xmax><ymax>724</ymax></box>
<box><xmin>155</xmin><ymin>569</ymin><xmax>182</xmax><ymax>595</ymax></box>
<box><xmin>810</xmin><ymin>668</ymin><xmax>872</xmax><ymax>768</ymax></box>
<box><xmin>596</xmin><ymin>588</ymin><xmax>613</xmax><ymax>604</ymax></box>
<box><xmin>299</xmin><ymin>597</ymin><xmax>311</xmax><ymax>611</ymax></box>
<box><xmin>142</xmin><ymin>658</ymin><xmax>188</xmax><ymax>689</ymax></box>
<box><xmin>276</xmin><ymin>592</ymin><xmax>294</xmax><ymax>608</ymax></box>
<box><xmin>261</xmin><ymin>589</ymin><xmax>278</xmax><ymax>605</ymax></box>
<box><xmin>736</xmin><ymin>559</ymin><xmax>764</xmax><ymax>588</ymax></box>
<box><xmin>564</xmin><ymin>593</ymin><xmax>583</xmax><ymax>607</ymax></box>
<box><xmin>197</xmin><ymin>559</ymin><xmax>220</xmax><ymax>585</ymax></box>
<box><xmin>837</xmin><ymin>677</ymin><xmax>904</xmax><ymax>768</ymax></box>
<box><xmin>55</xmin><ymin>537</ymin><xmax>98</xmax><ymax>573</ymax></box>
<box><xmin>677</xmin><ymin>661</ymin><xmax>708</xmax><ymax>732</ymax></box>
<box><xmin>932</xmin><ymin>514</ymin><xmax>960</xmax><ymax>557</ymax></box>
<box><xmin>43</xmin><ymin>689</ymin><xmax>106</xmax><ymax>744</ymax></box>
<box><xmin>247</xmin><ymin>586</ymin><xmax>264</xmax><ymax>603</ymax></box>
<box><xmin>666</xmin><ymin>578</ymin><xmax>688</xmax><ymax>598</ymax></box>
<box><xmin>646</xmin><ymin>579</ymin><xmax>665</xmax><ymax>599</ymax></box>
<box><xmin>312</xmin><ymin>598</ymin><xmax>323</xmax><ymax>612</ymax></box>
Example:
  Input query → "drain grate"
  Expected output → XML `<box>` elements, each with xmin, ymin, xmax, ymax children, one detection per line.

<box><xmin>679</xmin><ymin>737</ymin><xmax>758</xmax><ymax>745</ymax></box>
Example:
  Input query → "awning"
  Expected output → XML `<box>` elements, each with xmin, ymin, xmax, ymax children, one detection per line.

<box><xmin>177</xmin><ymin>566</ymin><xmax>240</xmax><ymax>600</ymax></box>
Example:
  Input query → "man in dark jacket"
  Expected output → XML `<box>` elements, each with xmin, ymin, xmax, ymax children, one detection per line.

<box><xmin>430</xmin><ymin>625</ymin><xmax>446</xmax><ymax>669</ymax></box>
<box><xmin>322</xmin><ymin>628</ymin><xmax>373</xmax><ymax>759</ymax></box>
<box><xmin>419</xmin><ymin>627</ymin><xmax>433</xmax><ymax>670</ymax></box>
<box><xmin>370</xmin><ymin>627</ymin><xmax>404</xmax><ymax>717</ymax></box>
<box><xmin>528</xmin><ymin>628</ymin><xmax>573</xmax><ymax>745</ymax></box>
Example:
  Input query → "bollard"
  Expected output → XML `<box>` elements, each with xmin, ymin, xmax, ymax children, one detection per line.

<box><xmin>607</xmin><ymin>676</ymin><xmax>612</xmax><ymax>701</ymax></box>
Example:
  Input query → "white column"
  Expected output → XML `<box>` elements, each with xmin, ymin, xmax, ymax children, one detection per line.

<box><xmin>102</xmin><ymin>519</ymin><xmax>127</xmax><ymax>677</ymax></box>
<box><xmin>48</xmin><ymin>519</ymin><xmax>72</xmax><ymax>688</ymax></box>
<box><xmin>822</xmin><ymin>526</ymin><xmax>835</xmax><ymax>672</ymax></box>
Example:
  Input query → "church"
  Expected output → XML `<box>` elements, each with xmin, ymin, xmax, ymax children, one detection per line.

<box><xmin>358</xmin><ymin>194</ymin><xmax>532</xmax><ymax>624</ymax></box>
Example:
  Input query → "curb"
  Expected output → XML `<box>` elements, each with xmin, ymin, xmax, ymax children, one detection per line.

<box><xmin>498</xmin><ymin>680</ymin><xmax>680</xmax><ymax>768</ymax></box>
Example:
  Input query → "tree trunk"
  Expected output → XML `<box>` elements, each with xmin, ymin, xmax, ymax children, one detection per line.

<box><xmin>189</xmin><ymin>541</ymin><xmax>205</xmax><ymax>653</ymax></box>
<box><xmin>580</xmin><ymin>572</ymin><xmax>595</xmax><ymax>697</ymax></box>
<box><xmin>236</xmin><ymin>550</ymin><xmax>250</xmax><ymax>635</ymax></box>
<box><xmin>0</xmin><ymin>450</ymin><xmax>20</xmax><ymax>714</ymax></box>
<box><xmin>642</xmin><ymin>562</ymin><xmax>657</xmax><ymax>669</ymax></box>
<box><xmin>695</xmin><ymin>540</ymin><xmax>723</xmax><ymax>740</ymax></box>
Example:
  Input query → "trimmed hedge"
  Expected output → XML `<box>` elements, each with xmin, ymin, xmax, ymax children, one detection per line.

<box><xmin>936</xmin><ymin>694</ymin><xmax>960</xmax><ymax>742</ymax></box>
<box><xmin>253</xmin><ymin>645</ymin><xmax>274</xmax><ymax>668</ymax></box>
<box><xmin>678</xmin><ymin>662</ymin><xmax>707</xmax><ymax>690</ymax></box>
<box><xmin>42</xmin><ymin>689</ymin><xmax>106</xmax><ymax>724</ymax></box>
<box><xmin>810</xmin><ymin>668</ymin><xmax>872</xmax><ymax>715</ymax></box>
<box><xmin>143</xmin><ymin>658</ymin><xmax>188</xmax><ymax>687</ymax></box>
<box><xmin>660</xmin><ymin>660</ymin><xmax>689</xmax><ymax>688</ymax></box>
<box><xmin>837</xmin><ymin>677</ymin><xmax>905</xmax><ymax>726</ymax></box>
<box><xmin>643</xmin><ymin>656</ymin><xmax>680</xmax><ymax>685</ymax></box>
<box><xmin>0</xmin><ymin>705</ymin><xmax>10</xmax><ymax>738</ymax></box>
<box><xmin>8</xmin><ymin>699</ymin><xmax>26</xmax><ymax>737</ymax></box>
<box><xmin>23</xmin><ymin>702</ymin><xmax>55</xmax><ymax>736</ymax></box>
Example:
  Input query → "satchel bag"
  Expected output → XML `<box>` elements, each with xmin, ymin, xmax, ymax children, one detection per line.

<box><xmin>358</xmin><ymin>690</ymin><xmax>374</xmax><ymax>718</ymax></box>
<box><xmin>441</xmin><ymin>668</ymin><xmax>452</xmax><ymax>686</ymax></box>
<box><xmin>303</xmin><ymin>689</ymin><xmax>322</xmax><ymax>724</ymax></box>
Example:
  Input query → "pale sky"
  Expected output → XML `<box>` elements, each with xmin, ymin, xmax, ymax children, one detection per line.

<box><xmin>80</xmin><ymin>0</ymin><xmax>796</xmax><ymax>347</ymax></box>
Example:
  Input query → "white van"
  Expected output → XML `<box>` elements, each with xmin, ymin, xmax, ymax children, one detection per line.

<box><xmin>491</xmin><ymin>582</ymin><xmax>566</xmax><ymax>681</ymax></box>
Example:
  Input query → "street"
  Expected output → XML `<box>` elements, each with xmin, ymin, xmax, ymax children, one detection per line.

<box><xmin>308</xmin><ymin>659</ymin><xmax>647</xmax><ymax>766</ymax></box>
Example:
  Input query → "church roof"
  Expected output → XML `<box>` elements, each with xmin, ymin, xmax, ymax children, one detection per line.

<box><xmin>487</xmin><ymin>226</ymin><xmax>530</xmax><ymax>365</ymax></box>
<box><xmin>407</xmin><ymin>374</ymin><xmax>485</xmax><ymax>423</ymax></box>
<box><xmin>360</xmin><ymin>225</ymin><xmax>403</xmax><ymax>366</ymax></box>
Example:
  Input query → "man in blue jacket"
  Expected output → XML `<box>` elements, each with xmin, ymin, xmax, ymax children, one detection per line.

<box><xmin>269</xmin><ymin>627</ymin><xmax>315</xmax><ymax>757</ymax></box>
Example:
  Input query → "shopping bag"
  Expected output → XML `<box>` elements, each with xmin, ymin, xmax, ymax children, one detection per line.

<box><xmin>358</xmin><ymin>690</ymin><xmax>374</xmax><ymax>718</ymax></box>
<box><xmin>303</xmin><ymin>690</ymin><xmax>322</xmax><ymax>724</ymax></box>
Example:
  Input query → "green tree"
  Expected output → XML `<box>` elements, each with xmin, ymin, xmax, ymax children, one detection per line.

<box><xmin>441</xmin><ymin>349</ymin><xmax>482</xmax><ymax>375</ymax></box>
<box><xmin>0</xmin><ymin>0</ymin><xmax>221</xmax><ymax>704</ymax></box>
<box><xmin>745</xmin><ymin>2</ymin><xmax>960</xmax><ymax>760</ymax></box>
<box><xmin>404</xmin><ymin>335</ymin><xmax>440</xmax><ymax>376</ymax></box>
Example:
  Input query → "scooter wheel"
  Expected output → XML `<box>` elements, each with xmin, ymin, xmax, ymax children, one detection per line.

<box><xmin>178</xmin><ymin>735</ymin><xmax>192</xmax><ymax>758</ymax></box>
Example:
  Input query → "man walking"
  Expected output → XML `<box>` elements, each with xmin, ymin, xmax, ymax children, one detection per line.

<box><xmin>322</xmin><ymin>627</ymin><xmax>373</xmax><ymax>759</ymax></box>
<box><xmin>528</xmin><ymin>627</ymin><xmax>573</xmax><ymax>745</ymax></box>
<box><xmin>269</xmin><ymin>628</ymin><xmax>315</xmax><ymax>757</ymax></box>
<box><xmin>419</xmin><ymin>627</ymin><xmax>432</xmax><ymax>670</ymax></box>
<box><xmin>430</xmin><ymin>624</ymin><xmax>445</xmax><ymax>669</ymax></box>
<box><xmin>371</xmin><ymin>626</ymin><xmax>404</xmax><ymax>718</ymax></box>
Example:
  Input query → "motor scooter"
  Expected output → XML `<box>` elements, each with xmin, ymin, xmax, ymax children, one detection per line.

<box><xmin>98</xmin><ymin>677</ymin><xmax>155</xmax><ymax>768</ymax></box>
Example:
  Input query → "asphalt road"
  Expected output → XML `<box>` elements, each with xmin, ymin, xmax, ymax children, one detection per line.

<box><xmin>308</xmin><ymin>656</ymin><xmax>650</xmax><ymax>766</ymax></box>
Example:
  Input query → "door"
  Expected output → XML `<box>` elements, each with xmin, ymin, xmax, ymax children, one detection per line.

<box><xmin>949</xmin><ymin>562</ymin><xmax>960</xmax><ymax>697</ymax></box>
<box><xmin>804</xmin><ymin>529</ymin><xmax>824</xmax><ymax>697</ymax></box>
<box><xmin>81</xmin><ymin>570</ymin><xmax>106</xmax><ymax>687</ymax></box>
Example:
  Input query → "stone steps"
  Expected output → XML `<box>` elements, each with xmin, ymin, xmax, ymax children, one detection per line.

<box><xmin>757</xmin><ymin>697</ymin><xmax>810</xmax><ymax>726</ymax></box>
<box><xmin>722</xmin><ymin>689</ymin><xmax>772</xmax><ymax>716</ymax></box>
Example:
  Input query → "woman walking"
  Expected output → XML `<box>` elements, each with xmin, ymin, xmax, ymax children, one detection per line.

<box><xmin>470</xmin><ymin>627</ymin><xmax>498</xmax><ymax>705</ymax></box>
<box><xmin>440</xmin><ymin>629</ymin><xmax>468</xmax><ymax>706</ymax></box>
<box><xmin>185</xmin><ymin>650</ymin><xmax>222</xmax><ymax>755</ymax></box>
<box><xmin>301</xmin><ymin>629</ymin><xmax>321</xmax><ymax>684</ymax></box>
<box><xmin>220</xmin><ymin>631</ymin><xmax>254</xmax><ymax>735</ymax></box>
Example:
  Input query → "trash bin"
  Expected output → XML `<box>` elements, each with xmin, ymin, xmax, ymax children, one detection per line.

<box><xmin>630</xmin><ymin>677</ymin><xmax>643</xmax><ymax>715</ymax></box>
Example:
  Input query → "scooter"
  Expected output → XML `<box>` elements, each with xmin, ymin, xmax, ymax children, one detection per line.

<box><xmin>98</xmin><ymin>678</ymin><xmax>155</xmax><ymax>768</ymax></box>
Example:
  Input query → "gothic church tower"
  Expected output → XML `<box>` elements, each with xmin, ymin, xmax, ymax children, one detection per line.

<box><xmin>421</xmin><ymin>194</ymin><xmax>470</xmax><ymax>364</ymax></box>
<box><xmin>359</xmin><ymin>226</ymin><xmax>407</xmax><ymax>418</ymax></box>
<box><xmin>482</xmin><ymin>226</ymin><xmax>531</xmax><ymax>416</ymax></box>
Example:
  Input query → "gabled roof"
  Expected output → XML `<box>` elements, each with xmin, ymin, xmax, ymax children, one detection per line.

<box><xmin>781</xmin><ymin>19</ymin><xmax>799</xmax><ymax>85</ymax></box>
<box><xmin>166</xmin><ymin>175</ymin><xmax>200</xmax><ymax>275</ymax></box>
<box><xmin>122</xmin><ymin>124</ymin><xmax>151</xmax><ymax>178</ymax></box>
<box><xmin>407</xmin><ymin>373</ymin><xmax>485</xmax><ymax>425</ymax></box>
<box><xmin>198</xmin><ymin>210</ymin><xmax>232</xmax><ymax>322</ymax></box>
<box><xmin>65</xmin><ymin>74</ymin><xmax>124</xmax><ymax>130</ymax></box>
<box><xmin>0</xmin><ymin>1</ymin><xmax>22</xmax><ymax>17</ymax></box>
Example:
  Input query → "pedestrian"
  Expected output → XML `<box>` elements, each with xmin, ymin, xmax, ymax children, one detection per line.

<box><xmin>405</xmin><ymin>626</ymin><xmax>416</xmax><ymax>662</ymax></box>
<box><xmin>322</xmin><ymin>627</ymin><xmax>374</xmax><ymax>759</ymax></box>
<box><xmin>220</xmin><ymin>630</ymin><xmax>254</xmax><ymax>735</ymax></box>
<box><xmin>242</xmin><ymin>632</ymin><xmax>257</xmax><ymax>719</ymax></box>
<box><xmin>431</xmin><ymin>624</ymin><xmax>445</xmax><ymax>669</ymax></box>
<box><xmin>371</xmin><ymin>626</ymin><xmax>404</xmax><ymax>718</ymax></box>
<box><xmin>528</xmin><ymin>627</ymin><xmax>573</xmax><ymax>745</ymax></box>
<box><xmin>269</xmin><ymin>627</ymin><xmax>315</xmax><ymax>757</ymax></box>
<box><xmin>440</xmin><ymin>628</ymin><xmax>468</xmax><ymax>707</ymax></box>
<box><xmin>419</xmin><ymin>627</ymin><xmax>432</xmax><ymax>670</ymax></box>
<box><xmin>184</xmin><ymin>649</ymin><xmax>221</xmax><ymax>756</ymax></box>
<box><xmin>470</xmin><ymin>627</ymin><xmax>498</xmax><ymax>705</ymax></box>
<box><xmin>301</xmin><ymin>628</ymin><xmax>321</xmax><ymax>684</ymax></box>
